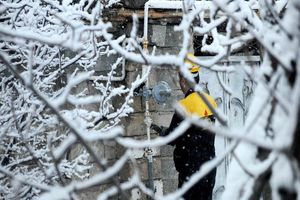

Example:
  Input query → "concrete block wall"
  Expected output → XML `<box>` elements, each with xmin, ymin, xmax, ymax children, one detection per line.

<box><xmin>71</xmin><ymin>20</ymin><xmax>185</xmax><ymax>199</ymax></box>
<box><xmin>114</xmin><ymin>21</ymin><xmax>184</xmax><ymax>199</ymax></box>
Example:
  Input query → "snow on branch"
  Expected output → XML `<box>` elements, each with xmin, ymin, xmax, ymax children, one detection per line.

<box><xmin>0</xmin><ymin>0</ymin><xmax>299</xmax><ymax>199</ymax></box>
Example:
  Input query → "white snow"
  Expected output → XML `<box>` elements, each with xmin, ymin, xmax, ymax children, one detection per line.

<box><xmin>0</xmin><ymin>0</ymin><xmax>299</xmax><ymax>200</ymax></box>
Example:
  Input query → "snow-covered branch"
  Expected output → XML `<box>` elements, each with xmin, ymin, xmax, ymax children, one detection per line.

<box><xmin>0</xmin><ymin>0</ymin><xmax>299</xmax><ymax>199</ymax></box>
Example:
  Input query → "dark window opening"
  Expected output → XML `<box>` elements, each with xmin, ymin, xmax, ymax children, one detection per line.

<box><xmin>194</xmin><ymin>35</ymin><xmax>260</xmax><ymax>56</ymax></box>
<box><xmin>194</xmin><ymin>35</ymin><xmax>216</xmax><ymax>56</ymax></box>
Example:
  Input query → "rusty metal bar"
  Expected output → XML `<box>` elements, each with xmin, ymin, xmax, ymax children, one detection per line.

<box><xmin>103</xmin><ymin>8</ymin><xmax>184</xmax><ymax>22</ymax></box>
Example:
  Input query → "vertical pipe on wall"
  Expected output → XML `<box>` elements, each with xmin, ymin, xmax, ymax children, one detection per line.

<box><xmin>143</xmin><ymin>1</ymin><xmax>154</xmax><ymax>194</ymax></box>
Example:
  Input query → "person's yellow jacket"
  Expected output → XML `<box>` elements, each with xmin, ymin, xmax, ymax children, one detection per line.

<box><xmin>179</xmin><ymin>91</ymin><xmax>217</xmax><ymax>118</ymax></box>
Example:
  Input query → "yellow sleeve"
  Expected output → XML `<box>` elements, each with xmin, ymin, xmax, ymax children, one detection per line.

<box><xmin>179</xmin><ymin>92</ymin><xmax>217</xmax><ymax>118</ymax></box>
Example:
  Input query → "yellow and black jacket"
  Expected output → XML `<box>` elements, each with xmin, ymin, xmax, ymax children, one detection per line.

<box><xmin>164</xmin><ymin>89</ymin><xmax>217</xmax><ymax>176</ymax></box>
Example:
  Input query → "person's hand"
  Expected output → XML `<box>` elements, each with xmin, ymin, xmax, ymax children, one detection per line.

<box><xmin>150</xmin><ymin>124</ymin><xmax>167</xmax><ymax>137</ymax></box>
<box><xmin>150</xmin><ymin>124</ymin><xmax>163</xmax><ymax>134</ymax></box>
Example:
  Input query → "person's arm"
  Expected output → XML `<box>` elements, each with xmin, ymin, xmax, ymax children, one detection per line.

<box><xmin>150</xmin><ymin>124</ymin><xmax>167</xmax><ymax>136</ymax></box>
<box><xmin>151</xmin><ymin>112</ymin><xmax>183</xmax><ymax>146</ymax></box>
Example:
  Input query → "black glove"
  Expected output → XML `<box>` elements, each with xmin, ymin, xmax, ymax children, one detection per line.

<box><xmin>151</xmin><ymin>124</ymin><xmax>162</xmax><ymax>133</ymax></box>
<box><xmin>150</xmin><ymin>124</ymin><xmax>167</xmax><ymax>137</ymax></box>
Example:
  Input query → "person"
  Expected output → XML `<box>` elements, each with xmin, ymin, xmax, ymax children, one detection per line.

<box><xmin>151</xmin><ymin>53</ymin><xmax>217</xmax><ymax>200</ymax></box>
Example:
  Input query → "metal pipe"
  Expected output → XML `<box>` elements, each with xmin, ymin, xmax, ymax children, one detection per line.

<box><xmin>143</xmin><ymin>1</ymin><xmax>149</xmax><ymax>44</ymax></box>
<box><xmin>142</xmin><ymin>3</ymin><xmax>154</xmax><ymax>192</ymax></box>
